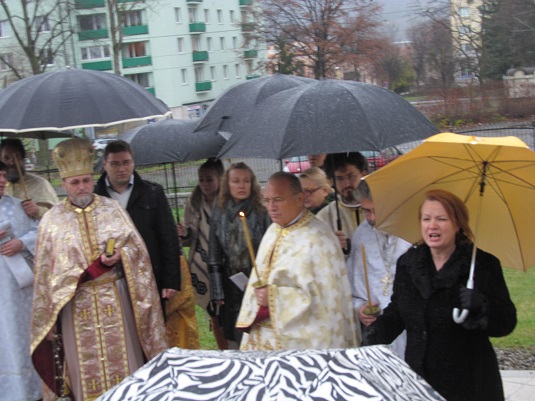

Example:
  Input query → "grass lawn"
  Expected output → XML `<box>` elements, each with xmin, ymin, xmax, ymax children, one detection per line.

<box><xmin>195</xmin><ymin>266</ymin><xmax>535</xmax><ymax>350</ymax></box>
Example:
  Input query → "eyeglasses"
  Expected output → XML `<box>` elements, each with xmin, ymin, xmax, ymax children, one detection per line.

<box><xmin>302</xmin><ymin>187</ymin><xmax>321</xmax><ymax>196</ymax></box>
<box><xmin>107</xmin><ymin>160</ymin><xmax>133</xmax><ymax>168</ymax></box>
<box><xmin>261</xmin><ymin>196</ymin><xmax>287</xmax><ymax>206</ymax></box>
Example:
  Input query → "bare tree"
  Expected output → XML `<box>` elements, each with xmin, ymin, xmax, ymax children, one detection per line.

<box><xmin>0</xmin><ymin>0</ymin><xmax>75</xmax><ymax>79</ymax></box>
<box><xmin>258</xmin><ymin>0</ymin><xmax>385</xmax><ymax>79</ymax></box>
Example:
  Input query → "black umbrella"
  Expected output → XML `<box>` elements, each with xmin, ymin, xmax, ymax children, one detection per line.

<box><xmin>194</xmin><ymin>74</ymin><xmax>315</xmax><ymax>136</ymax></box>
<box><xmin>0</xmin><ymin>67</ymin><xmax>171</xmax><ymax>133</ymax></box>
<box><xmin>120</xmin><ymin>119</ymin><xmax>227</xmax><ymax>166</ymax></box>
<box><xmin>217</xmin><ymin>79</ymin><xmax>439</xmax><ymax>159</ymax></box>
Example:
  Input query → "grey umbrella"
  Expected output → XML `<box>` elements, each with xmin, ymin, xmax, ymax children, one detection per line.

<box><xmin>120</xmin><ymin>119</ymin><xmax>227</xmax><ymax>166</ymax></box>
<box><xmin>217</xmin><ymin>79</ymin><xmax>439</xmax><ymax>160</ymax></box>
<box><xmin>0</xmin><ymin>67</ymin><xmax>171</xmax><ymax>133</ymax></box>
<box><xmin>194</xmin><ymin>74</ymin><xmax>315</xmax><ymax>136</ymax></box>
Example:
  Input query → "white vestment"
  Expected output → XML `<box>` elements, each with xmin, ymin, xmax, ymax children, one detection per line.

<box><xmin>237</xmin><ymin>210</ymin><xmax>358</xmax><ymax>351</ymax></box>
<box><xmin>347</xmin><ymin>220</ymin><xmax>411</xmax><ymax>357</ymax></box>
<box><xmin>0</xmin><ymin>196</ymin><xmax>41</xmax><ymax>401</ymax></box>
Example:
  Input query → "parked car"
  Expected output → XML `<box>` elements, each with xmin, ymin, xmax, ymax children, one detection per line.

<box><xmin>362</xmin><ymin>147</ymin><xmax>403</xmax><ymax>172</ymax></box>
<box><xmin>283</xmin><ymin>156</ymin><xmax>310</xmax><ymax>174</ymax></box>
<box><xmin>92</xmin><ymin>138</ymin><xmax>116</xmax><ymax>158</ymax></box>
<box><xmin>24</xmin><ymin>158</ymin><xmax>35</xmax><ymax>171</ymax></box>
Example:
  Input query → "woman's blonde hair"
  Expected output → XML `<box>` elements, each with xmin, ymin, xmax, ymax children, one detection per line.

<box><xmin>299</xmin><ymin>167</ymin><xmax>332</xmax><ymax>190</ymax></box>
<box><xmin>218</xmin><ymin>162</ymin><xmax>263</xmax><ymax>210</ymax></box>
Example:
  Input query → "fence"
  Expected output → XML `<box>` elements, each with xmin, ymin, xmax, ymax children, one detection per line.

<box><xmin>30</xmin><ymin>120</ymin><xmax>535</xmax><ymax>208</ymax></box>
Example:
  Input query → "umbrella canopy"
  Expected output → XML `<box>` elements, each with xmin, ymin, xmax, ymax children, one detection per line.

<box><xmin>217</xmin><ymin>79</ymin><xmax>438</xmax><ymax>159</ymax></box>
<box><xmin>120</xmin><ymin>119</ymin><xmax>227</xmax><ymax>166</ymax></box>
<box><xmin>0</xmin><ymin>67</ymin><xmax>171</xmax><ymax>133</ymax></box>
<box><xmin>0</xmin><ymin>130</ymin><xmax>74</xmax><ymax>140</ymax></box>
<box><xmin>194</xmin><ymin>74</ymin><xmax>315</xmax><ymax>136</ymax></box>
<box><xmin>365</xmin><ymin>133</ymin><xmax>535</xmax><ymax>271</ymax></box>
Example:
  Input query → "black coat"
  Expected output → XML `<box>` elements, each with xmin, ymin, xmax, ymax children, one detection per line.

<box><xmin>95</xmin><ymin>172</ymin><xmax>181</xmax><ymax>296</ymax></box>
<box><xmin>364</xmin><ymin>242</ymin><xmax>516</xmax><ymax>401</ymax></box>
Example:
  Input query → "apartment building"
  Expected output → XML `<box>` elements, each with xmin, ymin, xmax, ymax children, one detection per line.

<box><xmin>450</xmin><ymin>0</ymin><xmax>482</xmax><ymax>82</ymax></box>
<box><xmin>0</xmin><ymin>0</ymin><xmax>266</xmax><ymax>119</ymax></box>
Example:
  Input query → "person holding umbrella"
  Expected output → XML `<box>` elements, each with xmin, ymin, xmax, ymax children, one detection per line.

<box><xmin>363</xmin><ymin>189</ymin><xmax>516</xmax><ymax>401</ymax></box>
<box><xmin>1</xmin><ymin>138</ymin><xmax>59</xmax><ymax>219</ymax></box>
<box><xmin>208</xmin><ymin>162</ymin><xmax>271</xmax><ymax>349</ymax></box>
<box><xmin>317</xmin><ymin>152</ymin><xmax>369</xmax><ymax>255</ymax></box>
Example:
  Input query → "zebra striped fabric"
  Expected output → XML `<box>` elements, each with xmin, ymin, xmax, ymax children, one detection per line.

<box><xmin>97</xmin><ymin>345</ymin><xmax>445</xmax><ymax>400</ymax></box>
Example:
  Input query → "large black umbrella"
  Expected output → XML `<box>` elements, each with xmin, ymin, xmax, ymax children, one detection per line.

<box><xmin>194</xmin><ymin>74</ymin><xmax>315</xmax><ymax>136</ymax></box>
<box><xmin>0</xmin><ymin>67</ymin><xmax>171</xmax><ymax>133</ymax></box>
<box><xmin>217</xmin><ymin>79</ymin><xmax>439</xmax><ymax>159</ymax></box>
<box><xmin>120</xmin><ymin>119</ymin><xmax>227</xmax><ymax>166</ymax></box>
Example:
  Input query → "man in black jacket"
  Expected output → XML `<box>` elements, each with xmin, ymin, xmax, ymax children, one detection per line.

<box><xmin>94</xmin><ymin>140</ymin><xmax>181</xmax><ymax>309</ymax></box>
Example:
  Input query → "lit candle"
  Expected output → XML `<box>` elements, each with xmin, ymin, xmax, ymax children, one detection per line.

<box><xmin>239</xmin><ymin>211</ymin><xmax>263</xmax><ymax>287</ymax></box>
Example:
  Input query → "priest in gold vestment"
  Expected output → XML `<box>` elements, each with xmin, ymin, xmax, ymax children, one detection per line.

<box><xmin>237</xmin><ymin>172</ymin><xmax>358</xmax><ymax>351</ymax></box>
<box><xmin>30</xmin><ymin>138</ymin><xmax>168</xmax><ymax>401</ymax></box>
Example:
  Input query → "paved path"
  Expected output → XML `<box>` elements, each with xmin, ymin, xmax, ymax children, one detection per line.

<box><xmin>502</xmin><ymin>371</ymin><xmax>535</xmax><ymax>401</ymax></box>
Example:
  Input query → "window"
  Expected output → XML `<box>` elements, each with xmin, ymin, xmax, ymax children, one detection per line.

<box><xmin>122</xmin><ymin>10</ymin><xmax>143</xmax><ymax>27</ymax></box>
<box><xmin>181</xmin><ymin>68</ymin><xmax>188</xmax><ymax>84</ymax></box>
<box><xmin>191</xmin><ymin>36</ymin><xmax>201</xmax><ymax>52</ymax></box>
<box><xmin>204</xmin><ymin>9</ymin><xmax>209</xmax><ymax>23</ymax></box>
<box><xmin>207</xmin><ymin>37</ymin><xmax>213</xmax><ymax>51</ymax></box>
<box><xmin>217</xmin><ymin>9</ymin><xmax>222</xmax><ymax>24</ymax></box>
<box><xmin>123</xmin><ymin>42</ymin><xmax>146</xmax><ymax>58</ymax></box>
<box><xmin>230</xmin><ymin>10</ymin><xmax>235</xmax><ymax>24</ymax></box>
<box><xmin>232</xmin><ymin>37</ymin><xmax>237</xmax><ymax>49</ymax></box>
<box><xmin>36</xmin><ymin>16</ymin><xmax>51</xmax><ymax>33</ymax></box>
<box><xmin>126</xmin><ymin>73</ymin><xmax>149</xmax><ymax>87</ymax></box>
<box><xmin>177</xmin><ymin>37</ymin><xmax>184</xmax><ymax>53</ymax></box>
<box><xmin>0</xmin><ymin>53</ymin><xmax>13</xmax><ymax>71</ymax></box>
<box><xmin>81</xmin><ymin>45</ymin><xmax>110</xmax><ymax>60</ymax></box>
<box><xmin>246</xmin><ymin>60</ymin><xmax>253</xmax><ymax>76</ymax></box>
<box><xmin>0</xmin><ymin>20</ymin><xmax>10</xmax><ymax>38</ymax></box>
<box><xmin>220</xmin><ymin>37</ymin><xmax>225</xmax><ymax>50</ymax></box>
<box><xmin>223</xmin><ymin>64</ymin><xmax>228</xmax><ymax>79</ymax></box>
<box><xmin>189</xmin><ymin>8</ymin><xmax>197</xmax><ymax>23</ymax></box>
<box><xmin>210</xmin><ymin>66</ymin><xmax>216</xmax><ymax>81</ymax></box>
<box><xmin>459</xmin><ymin>7</ymin><xmax>471</xmax><ymax>18</ymax></box>
<box><xmin>79</xmin><ymin>14</ymin><xmax>106</xmax><ymax>31</ymax></box>
<box><xmin>461</xmin><ymin>43</ymin><xmax>474</xmax><ymax>52</ymax></box>
<box><xmin>235</xmin><ymin>63</ymin><xmax>240</xmax><ymax>78</ymax></box>
<box><xmin>459</xmin><ymin>25</ymin><xmax>471</xmax><ymax>35</ymax></box>
<box><xmin>195</xmin><ymin>65</ymin><xmax>204</xmax><ymax>82</ymax></box>
<box><xmin>174</xmin><ymin>8</ymin><xmax>181</xmax><ymax>23</ymax></box>
<box><xmin>39</xmin><ymin>48</ymin><xmax>54</xmax><ymax>66</ymax></box>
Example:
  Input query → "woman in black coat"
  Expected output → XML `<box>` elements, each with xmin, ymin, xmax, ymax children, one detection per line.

<box><xmin>363</xmin><ymin>189</ymin><xmax>516</xmax><ymax>401</ymax></box>
<box><xmin>208</xmin><ymin>162</ymin><xmax>271</xmax><ymax>349</ymax></box>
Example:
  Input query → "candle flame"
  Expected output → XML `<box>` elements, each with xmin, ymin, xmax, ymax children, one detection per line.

<box><xmin>239</xmin><ymin>211</ymin><xmax>245</xmax><ymax>217</ymax></box>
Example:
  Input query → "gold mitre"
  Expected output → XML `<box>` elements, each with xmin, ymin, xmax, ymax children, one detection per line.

<box><xmin>53</xmin><ymin>138</ymin><xmax>94</xmax><ymax>179</ymax></box>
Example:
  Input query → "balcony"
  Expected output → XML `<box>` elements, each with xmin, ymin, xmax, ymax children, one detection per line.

<box><xmin>240</xmin><ymin>0</ymin><xmax>253</xmax><ymax>5</ymax></box>
<box><xmin>192</xmin><ymin>51</ymin><xmax>209</xmax><ymax>62</ymax></box>
<box><xmin>123</xmin><ymin>25</ymin><xmax>149</xmax><ymax>36</ymax></box>
<box><xmin>78</xmin><ymin>29</ymin><xmax>108</xmax><ymax>41</ymax></box>
<box><xmin>241</xmin><ymin>22</ymin><xmax>255</xmax><ymax>32</ymax></box>
<box><xmin>81</xmin><ymin>60</ymin><xmax>112</xmax><ymax>71</ymax></box>
<box><xmin>122</xmin><ymin>56</ymin><xmax>152</xmax><ymax>68</ymax></box>
<box><xmin>246</xmin><ymin>74</ymin><xmax>261</xmax><ymax>80</ymax></box>
<box><xmin>75</xmin><ymin>0</ymin><xmax>105</xmax><ymax>9</ymax></box>
<box><xmin>186</xmin><ymin>0</ymin><xmax>203</xmax><ymax>3</ymax></box>
<box><xmin>195</xmin><ymin>81</ymin><xmax>212</xmax><ymax>92</ymax></box>
<box><xmin>244</xmin><ymin>49</ymin><xmax>258</xmax><ymax>59</ymax></box>
<box><xmin>189</xmin><ymin>22</ymin><xmax>206</xmax><ymax>33</ymax></box>
<box><xmin>146</xmin><ymin>87</ymin><xmax>155</xmax><ymax>95</ymax></box>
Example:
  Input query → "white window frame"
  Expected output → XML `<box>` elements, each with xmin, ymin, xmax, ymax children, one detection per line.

<box><xmin>235</xmin><ymin>63</ymin><xmax>240</xmax><ymax>78</ymax></box>
<box><xmin>177</xmin><ymin>37</ymin><xmax>185</xmax><ymax>54</ymax></box>
<box><xmin>181</xmin><ymin>68</ymin><xmax>188</xmax><ymax>85</ymax></box>
<box><xmin>223</xmin><ymin>64</ymin><xmax>228</xmax><ymax>79</ymax></box>
<box><xmin>220</xmin><ymin>37</ymin><xmax>225</xmax><ymax>51</ymax></box>
<box><xmin>174</xmin><ymin>8</ymin><xmax>182</xmax><ymax>23</ymax></box>
<box><xmin>204</xmin><ymin>9</ymin><xmax>210</xmax><ymax>24</ymax></box>
<box><xmin>217</xmin><ymin>9</ymin><xmax>223</xmax><ymax>24</ymax></box>
<box><xmin>81</xmin><ymin>45</ymin><xmax>110</xmax><ymax>61</ymax></box>
<box><xmin>210</xmin><ymin>66</ymin><xmax>216</xmax><ymax>81</ymax></box>
<box><xmin>36</xmin><ymin>16</ymin><xmax>51</xmax><ymax>33</ymax></box>
<box><xmin>207</xmin><ymin>37</ymin><xmax>213</xmax><ymax>51</ymax></box>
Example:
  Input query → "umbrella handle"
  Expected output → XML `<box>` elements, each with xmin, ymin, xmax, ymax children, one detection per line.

<box><xmin>452</xmin><ymin>278</ymin><xmax>474</xmax><ymax>324</ymax></box>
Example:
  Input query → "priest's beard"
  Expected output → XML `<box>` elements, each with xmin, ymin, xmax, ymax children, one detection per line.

<box><xmin>71</xmin><ymin>194</ymin><xmax>93</xmax><ymax>208</ymax></box>
<box><xmin>6</xmin><ymin>165</ymin><xmax>23</xmax><ymax>183</ymax></box>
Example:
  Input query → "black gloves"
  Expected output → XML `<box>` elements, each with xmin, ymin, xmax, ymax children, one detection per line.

<box><xmin>459</xmin><ymin>286</ymin><xmax>485</xmax><ymax>313</ymax></box>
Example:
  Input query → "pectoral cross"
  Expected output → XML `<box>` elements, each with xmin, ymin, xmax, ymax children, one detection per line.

<box><xmin>381</xmin><ymin>273</ymin><xmax>394</xmax><ymax>296</ymax></box>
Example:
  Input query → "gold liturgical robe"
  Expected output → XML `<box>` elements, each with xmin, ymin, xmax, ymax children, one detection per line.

<box><xmin>31</xmin><ymin>196</ymin><xmax>167</xmax><ymax>401</ymax></box>
<box><xmin>237</xmin><ymin>211</ymin><xmax>358</xmax><ymax>351</ymax></box>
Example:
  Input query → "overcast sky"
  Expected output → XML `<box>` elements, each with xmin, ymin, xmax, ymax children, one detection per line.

<box><xmin>378</xmin><ymin>0</ymin><xmax>435</xmax><ymax>42</ymax></box>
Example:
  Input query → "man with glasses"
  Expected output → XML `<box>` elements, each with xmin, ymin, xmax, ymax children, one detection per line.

<box><xmin>94</xmin><ymin>140</ymin><xmax>182</xmax><ymax>314</ymax></box>
<box><xmin>347</xmin><ymin>180</ymin><xmax>410</xmax><ymax>357</ymax></box>
<box><xmin>317</xmin><ymin>152</ymin><xmax>369</xmax><ymax>256</ymax></box>
<box><xmin>236</xmin><ymin>172</ymin><xmax>358</xmax><ymax>350</ymax></box>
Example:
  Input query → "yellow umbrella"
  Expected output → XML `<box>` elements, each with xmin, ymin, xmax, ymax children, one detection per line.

<box><xmin>365</xmin><ymin>133</ymin><xmax>535</xmax><ymax>321</ymax></box>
